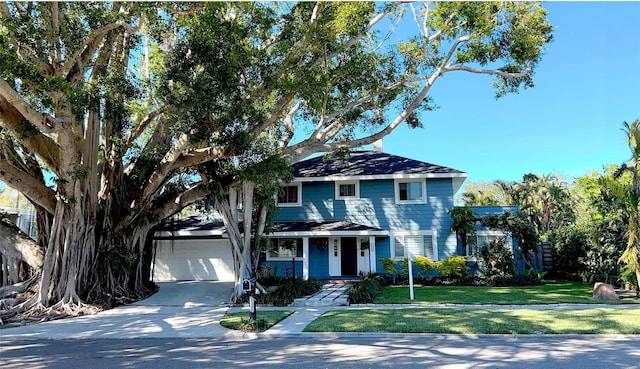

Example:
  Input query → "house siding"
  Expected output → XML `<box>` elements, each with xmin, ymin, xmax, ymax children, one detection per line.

<box><xmin>274</xmin><ymin>178</ymin><xmax>458</xmax><ymax>263</ymax></box>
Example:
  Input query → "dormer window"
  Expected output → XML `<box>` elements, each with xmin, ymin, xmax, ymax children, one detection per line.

<box><xmin>395</xmin><ymin>179</ymin><xmax>426</xmax><ymax>204</ymax></box>
<box><xmin>335</xmin><ymin>180</ymin><xmax>360</xmax><ymax>200</ymax></box>
<box><xmin>277</xmin><ymin>183</ymin><xmax>301</xmax><ymax>207</ymax></box>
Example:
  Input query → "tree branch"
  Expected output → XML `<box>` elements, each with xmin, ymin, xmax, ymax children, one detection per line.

<box><xmin>0</xmin><ymin>98</ymin><xmax>61</xmax><ymax>173</ymax></box>
<box><xmin>148</xmin><ymin>184</ymin><xmax>210</xmax><ymax>226</ymax></box>
<box><xmin>443</xmin><ymin>64</ymin><xmax>533</xmax><ymax>79</ymax></box>
<box><xmin>125</xmin><ymin>105</ymin><xmax>172</xmax><ymax>148</ymax></box>
<box><xmin>61</xmin><ymin>21</ymin><xmax>127</xmax><ymax>79</ymax></box>
<box><xmin>0</xmin><ymin>158</ymin><xmax>56</xmax><ymax>215</ymax></box>
<box><xmin>0</xmin><ymin>80</ymin><xmax>60</xmax><ymax>134</ymax></box>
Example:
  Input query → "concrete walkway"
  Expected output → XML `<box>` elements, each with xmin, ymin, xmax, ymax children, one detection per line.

<box><xmin>292</xmin><ymin>283</ymin><xmax>351</xmax><ymax>306</ymax></box>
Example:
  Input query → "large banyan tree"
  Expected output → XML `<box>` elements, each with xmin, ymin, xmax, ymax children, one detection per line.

<box><xmin>0</xmin><ymin>2</ymin><xmax>552</xmax><ymax>313</ymax></box>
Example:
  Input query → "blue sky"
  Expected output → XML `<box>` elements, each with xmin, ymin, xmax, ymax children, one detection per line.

<box><xmin>378</xmin><ymin>2</ymin><xmax>640</xmax><ymax>186</ymax></box>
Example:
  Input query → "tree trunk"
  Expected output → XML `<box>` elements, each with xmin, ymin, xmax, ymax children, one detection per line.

<box><xmin>214</xmin><ymin>181</ymin><xmax>269</xmax><ymax>301</ymax></box>
<box><xmin>0</xmin><ymin>217</ymin><xmax>44</xmax><ymax>271</ymax></box>
<box><xmin>35</xmin><ymin>191</ymin><xmax>154</xmax><ymax>309</ymax></box>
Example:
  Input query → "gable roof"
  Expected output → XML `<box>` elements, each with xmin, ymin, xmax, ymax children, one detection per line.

<box><xmin>154</xmin><ymin>216</ymin><xmax>226</xmax><ymax>239</ymax></box>
<box><xmin>292</xmin><ymin>150</ymin><xmax>467</xmax><ymax>192</ymax></box>
<box><xmin>273</xmin><ymin>221</ymin><xmax>388</xmax><ymax>236</ymax></box>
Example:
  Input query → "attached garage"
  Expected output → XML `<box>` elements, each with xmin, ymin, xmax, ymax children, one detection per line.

<box><xmin>151</xmin><ymin>217</ymin><xmax>235</xmax><ymax>282</ymax></box>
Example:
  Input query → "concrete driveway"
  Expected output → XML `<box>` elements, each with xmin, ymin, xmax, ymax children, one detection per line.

<box><xmin>136</xmin><ymin>281</ymin><xmax>235</xmax><ymax>307</ymax></box>
<box><xmin>1</xmin><ymin>281</ymin><xmax>241</xmax><ymax>340</ymax></box>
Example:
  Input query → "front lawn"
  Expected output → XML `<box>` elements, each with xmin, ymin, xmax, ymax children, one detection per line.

<box><xmin>220</xmin><ymin>310</ymin><xmax>293</xmax><ymax>332</ymax></box>
<box><xmin>373</xmin><ymin>281</ymin><xmax>632</xmax><ymax>305</ymax></box>
<box><xmin>304</xmin><ymin>308</ymin><xmax>640</xmax><ymax>334</ymax></box>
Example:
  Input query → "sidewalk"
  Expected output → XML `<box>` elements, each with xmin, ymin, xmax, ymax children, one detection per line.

<box><xmin>2</xmin><ymin>283</ymin><xmax>639</xmax><ymax>341</ymax></box>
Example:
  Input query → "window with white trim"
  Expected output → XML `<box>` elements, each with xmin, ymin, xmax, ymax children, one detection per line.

<box><xmin>267</xmin><ymin>238</ymin><xmax>303</xmax><ymax>260</ymax></box>
<box><xmin>335</xmin><ymin>180</ymin><xmax>360</xmax><ymax>200</ymax></box>
<box><xmin>392</xmin><ymin>231</ymin><xmax>437</xmax><ymax>260</ymax></box>
<box><xmin>277</xmin><ymin>183</ymin><xmax>301</xmax><ymax>207</ymax></box>
<box><xmin>467</xmin><ymin>231</ymin><xmax>512</xmax><ymax>258</ymax></box>
<box><xmin>394</xmin><ymin>179</ymin><xmax>426</xmax><ymax>204</ymax></box>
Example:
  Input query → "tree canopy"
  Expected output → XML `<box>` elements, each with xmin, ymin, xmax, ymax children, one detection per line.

<box><xmin>0</xmin><ymin>2</ymin><xmax>553</xmax><ymax>313</ymax></box>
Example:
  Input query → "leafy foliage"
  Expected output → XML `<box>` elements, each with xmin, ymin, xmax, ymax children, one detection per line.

<box><xmin>379</xmin><ymin>257</ymin><xmax>398</xmax><ymax>284</ymax></box>
<box><xmin>242</xmin><ymin>277</ymin><xmax>323</xmax><ymax>306</ymax></box>
<box><xmin>448</xmin><ymin>206</ymin><xmax>477</xmax><ymax>256</ymax></box>
<box><xmin>348</xmin><ymin>277</ymin><xmax>384</xmax><ymax>304</ymax></box>
<box><xmin>478</xmin><ymin>237</ymin><xmax>515</xmax><ymax>276</ymax></box>
<box><xmin>548</xmin><ymin>224</ymin><xmax>589</xmax><ymax>280</ymax></box>
<box><xmin>481</xmin><ymin>211</ymin><xmax>540</xmax><ymax>265</ymax></box>
<box><xmin>436</xmin><ymin>256</ymin><xmax>470</xmax><ymax>278</ymax></box>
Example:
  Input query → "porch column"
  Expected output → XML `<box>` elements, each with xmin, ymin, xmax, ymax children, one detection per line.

<box><xmin>302</xmin><ymin>237</ymin><xmax>309</xmax><ymax>280</ymax></box>
<box><xmin>368</xmin><ymin>236</ymin><xmax>376</xmax><ymax>273</ymax></box>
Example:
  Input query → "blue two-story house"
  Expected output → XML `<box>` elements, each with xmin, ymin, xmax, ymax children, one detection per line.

<box><xmin>263</xmin><ymin>149</ymin><xmax>468</xmax><ymax>280</ymax></box>
<box><xmin>150</xmin><ymin>149</ymin><xmax>525</xmax><ymax>282</ymax></box>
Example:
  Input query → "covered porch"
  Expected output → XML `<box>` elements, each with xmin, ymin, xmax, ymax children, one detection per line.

<box><xmin>263</xmin><ymin>221</ymin><xmax>389</xmax><ymax>280</ymax></box>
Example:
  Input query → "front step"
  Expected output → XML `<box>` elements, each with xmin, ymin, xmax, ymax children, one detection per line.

<box><xmin>292</xmin><ymin>283</ymin><xmax>351</xmax><ymax>307</ymax></box>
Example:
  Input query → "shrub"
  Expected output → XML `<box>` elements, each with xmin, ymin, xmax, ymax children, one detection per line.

<box><xmin>380</xmin><ymin>257</ymin><xmax>398</xmax><ymax>284</ymax></box>
<box><xmin>549</xmin><ymin>225</ymin><xmax>589</xmax><ymax>279</ymax></box>
<box><xmin>242</xmin><ymin>278</ymin><xmax>323</xmax><ymax>306</ymax></box>
<box><xmin>348</xmin><ymin>278</ymin><xmax>384</xmax><ymax>304</ymax></box>
<box><xmin>416</xmin><ymin>275</ymin><xmax>543</xmax><ymax>287</ymax></box>
<box><xmin>478</xmin><ymin>237</ymin><xmax>515</xmax><ymax>276</ymax></box>
<box><xmin>485</xmin><ymin>273</ymin><xmax>543</xmax><ymax>287</ymax></box>
<box><xmin>366</xmin><ymin>272</ymin><xmax>391</xmax><ymax>287</ymax></box>
<box><xmin>400</xmin><ymin>256</ymin><xmax>437</xmax><ymax>280</ymax></box>
<box><xmin>256</xmin><ymin>264</ymin><xmax>281</xmax><ymax>286</ymax></box>
<box><xmin>436</xmin><ymin>256</ymin><xmax>469</xmax><ymax>278</ymax></box>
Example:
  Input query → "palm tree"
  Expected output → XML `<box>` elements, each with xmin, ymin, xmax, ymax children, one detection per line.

<box><xmin>615</xmin><ymin>119</ymin><xmax>640</xmax><ymax>290</ymax></box>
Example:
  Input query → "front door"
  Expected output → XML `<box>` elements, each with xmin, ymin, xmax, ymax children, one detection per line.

<box><xmin>340</xmin><ymin>237</ymin><xmax>358</xmax><ymax>276</ymax></box>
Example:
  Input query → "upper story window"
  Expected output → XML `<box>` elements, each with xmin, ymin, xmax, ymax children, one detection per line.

<box><xmin>277</xmin><ymin>183</ymin><xmax>301</xmax><ymax>207</ymax></box>
<box><xmin>335</xmin><ymin>180</ymin><xmax>360</xmax><ymax>200</ymax></box>
<box><xmin>395</xmin><ymin>179</ymin><xmax>426</xmax><ymax>204</ymax></box>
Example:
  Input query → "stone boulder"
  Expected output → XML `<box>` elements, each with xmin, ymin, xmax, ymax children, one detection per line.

<box><xmin>593</xmin><ymin>282</ymin><xmax>619</xmax><ymax>301</ymax></box>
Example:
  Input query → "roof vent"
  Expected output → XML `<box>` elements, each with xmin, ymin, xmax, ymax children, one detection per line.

<box><xmin>373</xmin><ymin>139</ymin><xmax>383</xmax><ymax>152</ymax></box>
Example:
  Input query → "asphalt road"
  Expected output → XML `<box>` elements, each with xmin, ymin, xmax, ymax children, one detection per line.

<box><xmin>2</xmin><ymin>334</ymin><xmax>639</xmax><ymax>369</ymax></box>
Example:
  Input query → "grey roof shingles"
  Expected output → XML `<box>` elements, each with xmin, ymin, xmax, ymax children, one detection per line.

<box><xmin>274</xmin><ymin>221</ymin><xmax>384</xmax><ymax>233</ymax></box>
<box><xmin>292</xmin><ymin>150</ymin><xmax>465</xmax><ymax>178</ymax></box>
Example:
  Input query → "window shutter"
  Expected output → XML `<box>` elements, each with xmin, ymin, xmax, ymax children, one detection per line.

<box><xmin>405</xmin><ymin>235</ymin><xmax>424</xmax><ymax>257</ymax></box>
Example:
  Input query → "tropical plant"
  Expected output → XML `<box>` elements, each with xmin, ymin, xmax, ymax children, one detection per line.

<box><xmin>478</xmin><ymin>237</ymin><xmax>515</xmax><ymax>276</ymax></box>
<box><xmin>548</xmin><ymin>224</ymin><xmax>589</xmax><ymax>280</ymax></box>
<box><xmin>602</xmin><ymin>119</ymin><xmax>640</xmax><ymax>290</ymax></box>
<box><xmin>448</xmin><ymin>206</ymin><xmax>477</xmax><ymax>256</ymax></box>
<box><xmin>348</xmin><ymin>277</ymin><xmax>384</xmax><ymax>304</ymax></box>
<box><xmin>481</xmin><ymin>211</ymin><xmax>540</xmax><ymax>271</ymax></box>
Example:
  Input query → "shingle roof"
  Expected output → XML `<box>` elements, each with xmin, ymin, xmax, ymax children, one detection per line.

<box><xmin>156</xmin><ymin>216</ymin><xmax>226</xmax><ymax>232</ymax></box>
<box><xmin>292</xmin><ymin>150</ymin><xmax>465</xmax><ymax>178</ymax></box>
<box><xmin>274</xmin><ymin>221</ymin><xmax>385</xmax><ymax>233</ymax></box>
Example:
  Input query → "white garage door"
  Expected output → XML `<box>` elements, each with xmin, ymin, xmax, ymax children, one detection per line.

<box><xmin>152</xmin><ymin>239</ymin><xmax>235</xmax><ymax>282</ymax></box>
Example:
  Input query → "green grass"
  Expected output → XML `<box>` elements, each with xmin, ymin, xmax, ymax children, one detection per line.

<box><xmin>374</xmin><ymin>281</ymin><xmax>636</xmax><ymax>305</ymax></box>
<box><xmin>220</xmin><ymin>310</ymin><xmax>293</xmax><ymax>332</ymax></box>
<box><xmin>304</xmin><ymin>308</ymin><xmax>640</xmax><ymax>334</ymax></box>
